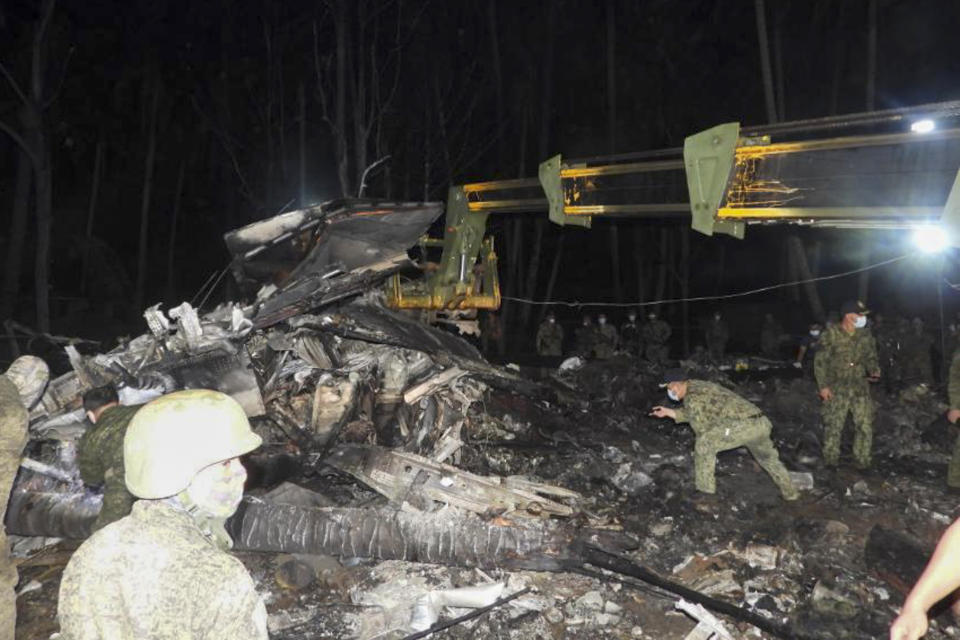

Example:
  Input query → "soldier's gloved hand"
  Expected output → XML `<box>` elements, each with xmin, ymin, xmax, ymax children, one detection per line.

<box><xmin>948</xmin><ymin>409</ymin><xmax>960</xmax><ymax>424</ymax></box>
<box><xmin>819</xmin><ymin>387</ymin><xmax>833</xmax><ymax>402</ymax></box>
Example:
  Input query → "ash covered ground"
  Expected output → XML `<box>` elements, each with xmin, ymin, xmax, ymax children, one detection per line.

<box><xmin>14</xmin><ymin>350</ymin><xmax>960</xmax><ymax>640</ymax></box>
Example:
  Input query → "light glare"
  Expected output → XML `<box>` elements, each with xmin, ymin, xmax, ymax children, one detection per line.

<box><xmin>912</xmin><ymin>226</ymin><xmax>948</xmax><ymax>253</ymax></box>
<box><xmin>911</xmin><ymin>119</ymin><xmax>936</xmax><ymax>133</ymax></box>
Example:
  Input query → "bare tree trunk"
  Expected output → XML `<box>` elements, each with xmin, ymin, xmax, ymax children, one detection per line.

<box><xmin>754</xmin><ymin>0</ymin><xmax>778</xmax><ymax>123</ymax></box>
<box><xmin>866</xmin><ymin>0</ymin><xmax>877</xmax><ymax>112</ymax></box>
<box><xmin>134</xmin><ymin>78</ymin><xmax>161</xmax><ymax>312</ymax></box>
<box><xmin>487</xmin><ymin>0</ymin><xmax>505</xmax><ymax>171</ymax></box>
<box><xmin>1</xmin><ymin>146</ymin><xmax>32</xmax><ymax>327</ymax></box>
<box><xmin>605</xmin><ymin>0</ymin><xmax>622</xmax><ymax>301</ymax></box>
<box><xmin>32</xmin><ymin>122</ymin><xmax>52</xmax><ymax>332</ymax></box>
<box><xmin>299</xmin><ymin>82</ymin><xmax>307</xmax><ymax>207</ymax></box>
<box><xmin>521</xmin><ymin>220</ymin><xmax>544</xmax><ymax>325</ymax></box>
<box><xmin>539</xmin><ymin>233</ymin><xmax>565</xmax><ymax>326</ymax></box>
<box><xmin>334</xmin><ymin>0</ymin><xmax>351</xmax><ymax>196</ymax></box>
<box><xmin>654</xmin><ymin>227</ymin><xmax>668</xmax><ymax>310</ymax></box>
<box><xmin>80</xmin><ymin>136</ymin><xmax>104</xmax><ymax>296</ymax></box>
<box><xmin>859</xmin><ymin>1</ymin><xmax>878</xmax><ymax>300</ymax></box>
<box><xmin>828</xmin><ymin>2</ymin><xmax>847</xmax><ymax>114</ymax></box>
<box><xmin>714</xmin><ymin>243</ymin><xmax>726</xmax><ymax>295</ymax></box>
<box><xmin>773</xmin><ymin>13</ymin><xmax>786</xmax><ymax>121</ymax></box>
<box><xmin>787</xmin><ymin>235</ymin><xmax>825</xmax><ymax>320</ymax></box>
<box><xmin>633</xmin><ymin>226</ymin><xmax>646</xmax><ymax>303</ymax></box>
<box><xmin>680</xmin><ymin>226</ymin><xmax>690</xmax><ymax>356</ymax></box>
<box><xmin>165</xmin><ymin>158</ymin><xmax>186</xmax><ymax>302</ymax></box>
<box><xmin>519</xmin><ymin>1</ymin><xmax>558</xmax><ymax>328</ymax></box>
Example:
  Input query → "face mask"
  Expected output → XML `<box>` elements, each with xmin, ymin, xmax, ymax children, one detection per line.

<box><xmin>628</xmin><ymin>316</ymin><xmax>636</xmax><ymax>322</ymax></box>
<box><xmin>667</xmin><ymin>389</ymin><xmax>679</xmax><ymax>402</ymax></box>
<box><xmin>854</xmin><ymin>316</ymin><xmax>867</xmax><ymax>329</ymax></box>
<box><xmin>714</xmin><ymin>316</ymin><xmax>721</xmax><ymax>321</ymax></box>
<box><xmin>185</xmin><ymin>458</ymin><xmax>247</xmax><ymax>519</ymax></box>
<box><xmin>599</xmin><ymin>318</ymin><xmax>606</xmax><ymax>325</ymax></box>
<box><xmin>548</xmin><ymin>318</ymin><xmax>555</xmax><ymax>324</ymax></box>
<box><xmin>809</xmin><ymin>330</ymin><xmax>820</xmax><ymax>337</ymax></box>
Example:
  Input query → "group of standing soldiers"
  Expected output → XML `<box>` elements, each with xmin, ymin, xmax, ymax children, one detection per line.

<box><xmin>535</xmin><ymin>310</ymin><xmax>672</xmax><ymax>362</ymax></box>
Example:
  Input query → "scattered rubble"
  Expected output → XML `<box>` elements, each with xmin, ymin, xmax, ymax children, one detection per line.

<box><xmin>9</xmin><ymin>202</ymin><xmax>960</xmax><ymax>639</ymax></box>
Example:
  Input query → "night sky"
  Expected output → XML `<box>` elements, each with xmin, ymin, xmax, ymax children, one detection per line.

<box><xmin>3</xmin><ymin>0</ymin><xmax>960</xmax><ymax>352</ymax></box>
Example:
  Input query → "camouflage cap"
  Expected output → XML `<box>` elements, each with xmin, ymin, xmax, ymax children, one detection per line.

<box><xmin>5</xmin><ymin>355</ymin><xmax>49</xmax><ymax>409</ymax></box>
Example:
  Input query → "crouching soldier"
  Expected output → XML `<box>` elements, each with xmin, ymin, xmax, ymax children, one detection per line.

<box><xmin>77</xmin><ymin>386</ymin><xmax>143</xmax><ymax>531</ymax></box>
<box><xmin>649</xmin><ymin>369</ymin><xmax>799</xmax><ymax>501</ymax></box>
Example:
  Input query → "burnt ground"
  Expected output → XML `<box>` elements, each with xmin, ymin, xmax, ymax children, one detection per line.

<box><xmin>14</xmin><ymin>355</ymin><xmax>960</xmax><ymax>640</ymax></box>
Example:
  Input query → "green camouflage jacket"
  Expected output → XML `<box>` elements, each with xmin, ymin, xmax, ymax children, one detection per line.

<box><xmin>705</xmin><ymin>319</ymin><xmax>730</xmax><ymax>344</ymax></box>
<box><xmin>949</xmin><ymin>351</ymin><xmax>960</xmax><ymax>409</ymax></box>
<box><xmin>536</xmin><ymin>322</ymin><xmax>564</xmax><ymax>352</ymax></box>
<box><xmin>58</xmin><ymin>500</ymin><xmax>267</xmax><ymax>640</ymax></box>
<box><xmin>813</xmin><ymin>325</ymin><xmax>880</xmax><ymax>392</ymax></box>
<box><xmin>642</xmin><ymin>319</ymin><xmax>671</xmax><ymax>345</ymax></box>
<box><xmin>671</xmin><ymin>380</ymin><xmax>765</xmax><ymax>436</ymax></box>
<box><xmin>77</xmin><ymin>404</ymin><xmax>141</xmax><ymax>487</ymax></box>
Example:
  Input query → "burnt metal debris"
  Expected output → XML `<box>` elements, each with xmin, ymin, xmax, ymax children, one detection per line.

<box><xmin>9</xmin><ymin>200</ymin><xmax>960</xmax><ymax>639</ymax></box>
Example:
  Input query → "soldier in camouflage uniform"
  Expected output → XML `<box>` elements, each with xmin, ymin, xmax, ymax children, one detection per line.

<box><xmin>814</xmin><ymin>300</ymin><xmax>881</xmax><ymax>469</ymax></box>
<box><xmin>642</xmin><ymin>311</ymin><xmax>671</xmax><ymax>364</ymax></box>
<box><xmin>0</xmin><ymin>356</ymin><xmax>48</xmax><ymax>638</ymax></box>
<box><xmin>77</xmin><ymin>386</ymin><xmax>143</xmax><ymax>531</ymax></box>
<box><xmin>945</xmin><ymin>350</ymin><xmax>960</xmax><ymax>489</ymax></box>
<box><xmin>58</xmin><ymin>389</ymin><xmax>267</xmax><ymax>640</ymax></box>
<box><xmin>704</xmin><ymin>311</ymin><xmax>730</xmax><ymax>363</ymax></box>
<box><xmin>535</xmin><ymin>313</ymin><xmax>564</xmax><ymax>356</ymax></box>
<box><xmin>650</xmin><ymin>369</ymin><xmax>798</xmax><ymax>500</ymax></box>
<box><xmin>594</xmin><ymin>314</ymin><xmax>619</xmax><ymax>359</ymax></box>
<box><xmin>620</xmin><ymin>311</ymin><xmax>641</xmax><ymax>356</ymax></box>
<box><xmin>574</xmin><ymin>315</ymin><xmax>596</xmax><ymax>357</ymax></box>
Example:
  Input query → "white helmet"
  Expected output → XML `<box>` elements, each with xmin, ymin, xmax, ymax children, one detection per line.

<box><xmin>124</xmin><ymin>389</ymin><xmax>261</xmax><ymax>499</ymax></box>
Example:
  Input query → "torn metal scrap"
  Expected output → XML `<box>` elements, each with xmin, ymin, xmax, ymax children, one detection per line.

<box><xmin>325</xmin><ymin>444</ymin><xmax>581</xmax><ymax>518</ymax></box>
<box><xmin>223</xmin><ymin>199</ymin><xmax>443</xmax><ymax>329</ymax></box>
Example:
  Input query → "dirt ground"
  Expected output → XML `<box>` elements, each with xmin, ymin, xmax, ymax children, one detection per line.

<box><xmin>14</xmin><ymin>356</ymin><xmax>960</xmax><ymax>640</ymax></box>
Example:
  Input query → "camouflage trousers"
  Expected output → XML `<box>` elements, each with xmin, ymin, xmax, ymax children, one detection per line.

<box><xmin>92</xmin><ymin>467</ymin><xmax>137</xmax><ymax>532</ymax></box>
<box><xmin>645</xmin><ymin>343</ymin><xmax>669</xmax><ymax>364</ymax></box>
<box><xmin>594</xmin><ymin>344</ymin><xmax>615</xmax><ymax>359</ymax></box>
<box><xmin>0</xmin><ymin>456</ymin><xmax>20</xmax><ymax>638</ymax></box>
<box><xmin>949</xmin><ymin>432</ymin><xmax>960</xmax><ymax>488</ymax></box>
<box><xmin>693</xmin><ymin>417</ymin><xmax>798</xmax><ymax>500</ymax></box>
<box><xmin>706</xmin><ymin>342</ymin><xmax>726</xmax><ymax>362</ymax></box>
<box><xmin>821</xmin><ymin>388</ymin><xmax>874</xmax><ymax>468</ymax></box>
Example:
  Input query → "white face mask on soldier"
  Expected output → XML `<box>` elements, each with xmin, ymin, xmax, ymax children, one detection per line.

<box><xmin>185</xmin><ymin>458</ymin><xmax>247</xmax><ymax>519</ymax></box>
<box><xmin>854</xmin><ymin>315</ymin><xmax>867</xmax><ymax>329</ymax></box>
<box><xmin>667</xmin><ymin>389</ymin><xmax>680</xmax><ymax>402</ymax></box>
<box><xmin>810</xmin><ymin>330</ymin><xmax>820</xmax><ymax>337</ymax></box>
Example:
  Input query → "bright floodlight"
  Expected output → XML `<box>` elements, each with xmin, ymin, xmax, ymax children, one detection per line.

<box><xmin>911</xmin><ymin>119</ymin><xmax>936</xmax><ymax>133</ymax></box>
<box><xmin>912</xmin><ymin>226</ymin><xmax>948</xmax><ymax>253</ymax></box>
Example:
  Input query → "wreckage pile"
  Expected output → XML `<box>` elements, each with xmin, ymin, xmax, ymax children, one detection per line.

<box><xmin>8</xmin><ymin>200</ymin><xmax>960</xmax><ymax>639</ymax></box>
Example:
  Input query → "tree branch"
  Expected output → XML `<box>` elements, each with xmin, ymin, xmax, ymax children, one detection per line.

<box><xmin>42</xmin><ymin>45</ymin><xmax>74</xmax><ymax>110</ymax></box>
<box><xmin>0</xmin><ymin>59</ymin><xmax>30</xmax><ymax>107</ymax></box>
<box><xmin>0</xmin><ymin>118</ymin><xmax>38</xmax><ymax>167</ymax></box>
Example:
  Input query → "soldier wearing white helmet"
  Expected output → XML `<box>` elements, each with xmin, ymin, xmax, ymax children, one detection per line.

<box><xmin>0</xmin><ymin>355</ymin><xmax>48</xmax><ymax>638</ymax></box>
<box><xmin>57</xmin><ymin>389</ymin><xmax>267</xmax><ymax>640</ymax></box>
